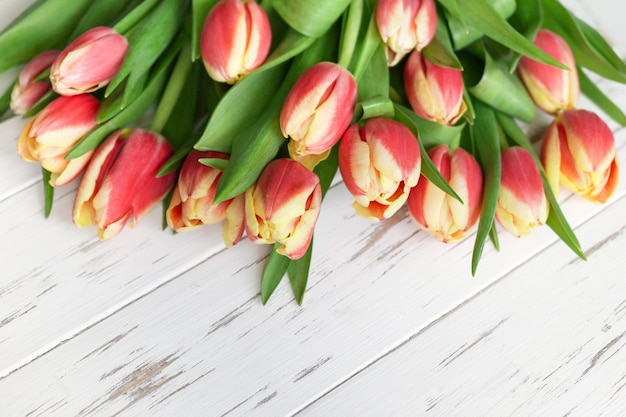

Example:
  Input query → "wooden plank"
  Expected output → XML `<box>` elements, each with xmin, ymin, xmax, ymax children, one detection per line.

<box><xmin>0</xmin><ymin>111</ymin><xmax>623</xmax><ymax>416</ymax></box>
<box><xmin>295</xmin><ymin>193</ymin><xmax>626</xmax><ymax>417</ymax></box>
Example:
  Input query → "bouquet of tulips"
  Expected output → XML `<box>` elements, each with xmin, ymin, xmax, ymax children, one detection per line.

<box><xmin>1</xmin><ymin>0</ymin><xmax>623</xmax><ymax>304</ymax></box>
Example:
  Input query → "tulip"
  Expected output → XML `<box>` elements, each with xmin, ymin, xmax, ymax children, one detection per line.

<box><xmin>375</xmin><ymin>0</ymin><xmax>437</xmax><ymax>66</ymax></box>
<box><xmin>50</xmin><ymin>27</ymin><xmax>128</xmax><ymax>96</ymax></box>
<box><xmin>541</xmin><ymin>109</ymin><xmax>619</xmax><ymax>203</ymax></box>
<box><xmin>404</xmin><ymin>49</ymin><xmax>467</xmax><ymax>125</ymax></box>
<box><xmin>166</xmin><ymin>150</ymin><xmax>245</xmax><ymax>247</ymax></box>
<box><xmin>10</xmin><ymin>50</ymin><xmax>59</xmax><ymax>115</ymax></box>
<box><xmin>338</xmin><ymin>118</ymin><xmax>421</xmax><ymax>220</ymax></box>
<box><xmin>280</xmin><ymin>62</ymin><xmax>357</xmax><ymax>169</ymax></box>
<box><xmin>200</xmin><ymin>0</ymin><xmax>271</xmax><ymax>84</ymax></box>
<box><xmin>245</xmin><ymin>158</ymin><xmax>322</xmax><ymax>260</ymax></box>
<box><xmin>518</xmin><ymin>29</ymin><xmax>579</xmax><ymax>115</ymax></box>
<box><xmin>17</xmin><ymin>94</ymin><xmax>98</xmax><ymax>186</ymax></box>
<box><xmin>407</xmin><ymin>145</ymin><xmax>483</xmax><ymax>242</ymax></box>
<box><xmin>496</xmin><ymin>147</ymin><xmax>549</xmax><ymax>237</ymax></box>
<box><xmin>72</xmin><ymin>129</ymin><xmax>176</xmax><ymax>240</ymax></box>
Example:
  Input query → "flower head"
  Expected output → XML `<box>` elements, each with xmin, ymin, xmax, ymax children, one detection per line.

<box><xmin>10</xmin><ymin>50</ymin><xmax>59</xmax><ymax>115</ymax></box>
<box><xmin>338</xmin><ymin>118</ymin><xmax>422</xmax><ymax>220</ymax></box>
<box><xmin>280</xmin><ymin>61</ymin><xmax>357</xmax><ymax>169</ymax></box>
<box><xmin>496</xmin><ymin>147</ymin><xmax>549</xmax><ymax>237</ymax></box>
<box><xmin>407</xmin><ymin>145</ymin><xmax>483</xmax><ymax>242</ymax></box>
<box><xmin>200</xmin><ymin>0</ymin><xmax>271</xmax><ymax>84</ymax></box>
<box><xmin>50</xmin><ymin>27</ymin><xmax>128</xmax><ymax>96</ymax></box>
<box><xmin>404</xmin><ymin>49</ymin><xmax>467</xmax><ymax>125</ymax></box>
<box><xmin>72</xmin><ymin>129</ymin><xmax>176</xmax><ymax>239</ymax></box>
<box><xmin>17</xmin><ymin>94</ymin><xmax>99</xmax><ymax>186</ymax></box>
<box><xmin>375</xmin><ymin>0</ymin><xmax>437</xmax><ymax>66</ymax></box>
<box><xmin>541</xmin><ymin>109</ymin><xmax>619</xmax><ymax>203</ymax></box>
<box><xmin>166</xmin><ymin>150</ymin><xmax>245</xmax><ymax>247</ymax></box>
<box><xmin>518</xmin><ymin>29</ymin><xmax>579</xmax><ymax>115</ymax></box>
<box><xmin>245</xmin><ymin>158</ymin><xmax>322</xmax><ymax>260</ymax></box>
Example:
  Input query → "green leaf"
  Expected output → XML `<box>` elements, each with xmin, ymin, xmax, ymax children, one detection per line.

<box><xmin>70</xmin><ymin>0</ymin><xmax>131</xmax><ymax>40</ymax></box>
<box><xmin>0</xmin><ymin>81</ymin><xmax>14</xmax><ymax>121</ymax></box>
<box><xmin>96</xmin><ymin>73</ymin><xmax>148</xmax><ymax>124</ymax></box>
<box><xmin>422</xmin><ymin>14</ymin><xmax>463</xmax><ymax>70</ymax></box>
<box><xmin>436</xmin><ymin>0</ymin><xmax>462</xmax><ymax>22</ymax></box>
<box><xmin>42</xmin><ymin>168</ymin><xmax>53</xmax><ymax>218</ymax></box>
<box><xmin>273</xmin><ymin>0</ymin><xmax>351</xmax><ymax>37</ymax></box>
<box><xmin>495</xmin><ymin>112</ymin><xmax>585</xmax><ymax>260</ymax></box>
<box><xmin>0</xmin><ymin>0</ymin><xmax>93</xmax><ymax>72</ymax></box>
<box><xmin>470</xmin><ymin>100</ymin><xmax>502</xmax><ymax>275</ymax></box>
<box><xmin>356</xmin><ymin>43</ymin><xmax>389</xmax><ymax>102</ymax></box>
<box><xmin>194</xmin><ymin>63</ymin><xmax>287</xmax><ymax>153</ymax></box>
<box><xmin>394</xmin><ymin>104</ymin><xmax>464</xmax><ymax>148</ymax></box>
<box><xmin>540</xmin><ymin>0</ymin><xmax>626</xmax><ymax>83</ymax></box>
<box><xmin>354</xmin><ymin>94</ymin><xmax>395</xmax><ymax>122</ymax></box>
<box><xmin>112</xmin><ymin>0</ymin><xmax>161</xmax><ymax>34</ymax></box>
<box><xmin>107</xmin><ymin>0</ymin><xmax>189</xmax><ymax>97</ymax></box>
<box><xmin>314</xmin><ymin>145</ymin><xmax>339</xmax><ymax>198</ymax></box>
<box><xmin>191</xmin><ymin>0</ymin><xmax>219</xmax><ymax>61</ymax></box>
<box><xmin>66</xmin><ymin>41</ymin><xmax>177</xmax><ymax>159</ymax></box>
<box><xmin>198</xmin><ymin>157</ymin><xmax>228</xmax><ymax>172</ymax></box>
<box><xmin>261</xmin><ymin>244</ymin><xmax>291</xmax><ymax>304</ymax></box>
<box><xmin>448</xmin><ymin>0</ymin><xmax>567</xmax><ymax>69</ymax></box>
<box><xmin>261</xmin><ymin>29</ymin><xmax>317</xmax><ymax>72</ymax></box>
<box><xmin>445</xmin><ymin>0</ymin><xmax>516</xmax><ymax>50</ymax></box>
<box><xmin>463</xmin><ymin>45</ymin><xmax>536</xmax><ymax>123</ymax></box>
<box><xmin>507</xmin><ymin>0</ymin><xmax>542</xmax><ymax>71</ymax></box>
<box><xmin>394</xmin><ymin>104</ymin><xmax>462</xmax><ymax>203</ymax></box>
<box><xmin>579</xmin><ymin>67</ymin><xmax>626</xmax><ymax>126</ymax></box>
<box><xmin>288</xmin><ymin>242</ymin><xmax>313</xmax><ymax>305</ymax></box>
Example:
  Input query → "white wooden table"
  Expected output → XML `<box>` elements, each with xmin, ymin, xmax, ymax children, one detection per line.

<box><xmin>1</xmin><ymin>1</ymin><xmax>625</xmax><ymax>416</ymax></box>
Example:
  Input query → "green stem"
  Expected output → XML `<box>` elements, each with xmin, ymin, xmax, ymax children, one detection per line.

<box><xmin>338</xmin><ymin>0</ymin><xmax>363</xmax><ymax>69</ymax></box>
<box><xmin>151</xmin><ymin>42</ymin><xmax>193</xmax><ymax>134</ymax></box>
<box><xmin>113</xmin><ymin>0</ymin><xmax>160</xmax><ymax>34</ymax></box>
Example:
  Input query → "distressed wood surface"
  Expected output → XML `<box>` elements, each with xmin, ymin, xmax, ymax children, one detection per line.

<box><xmin>1</xmin><ymin>0</ymin><xmax>625</xmax><ymax>416</ymax></box>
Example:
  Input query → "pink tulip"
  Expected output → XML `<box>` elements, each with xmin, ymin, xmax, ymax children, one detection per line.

<box><xmin>166</xmin><ymin>150</ymin><xmax>245</xmax><ymax>247</ymax></box>
<box><xmin>245</xmin><ymin>158</ymin><xmax>322</xmax><ymax>260</ymax></box>
<box><xmin>375</xmin><ymin>0</ymin><xmax>437</xmax><ymax>66</ymax></box>
<box><xmin>50</xmin><ymin>27</ymin><xmax>128</xmax><ymax>96</ymax></box>
<box><xmin>404</xmin><ymin>49</ymin><xmax>467</xmax><ymax>125</ymax></box>
<box><xmin>10</xmin><ymin>50</ymin><xmax>59</xmax><ymax>115</ymax></box>
<box><xmin>17</xmin><ymin>94</ymin><xmax>98</xmax><ymax>186</ymax></box>
<box><xmin>338</xmin><ymin>118</ymin><xmax>421</xmax><ymax>220</ymax></box>
<box><xmin>541</xmin><ymin>109</ymin><xmax>619</xmax><ymax>203</ymax></box>
<box><xmin>407</xmin><ymin>145</ymin><xmax>483</xmax><ymax>242</ymax></box>
<box><xmin>496</xmin><ymin>147</ymin><xmax>549</xmax><ymax>237</ymax></box>
<box><xmin>72</xmin><ymin>129</ymin><xmax>176</xmax><ymax>240</ymax></box>
<box><xmin>200</xmin><ymin>0</ymin><xmax>271</xmax><ymax>84</ymax></box>
<box><xmin>518</xmin><ymin>29</ymin><xmax>579</xmax><ymax>115</ymax></box>
<box><xmin>280</xmin><ymin>62</ymin><xmax>357</xmax><ymax>168</ymax></box>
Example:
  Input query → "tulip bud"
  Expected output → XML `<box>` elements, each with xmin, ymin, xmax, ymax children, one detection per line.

<box><xmin>200</xmin><ymin>0</ymin><xmax>271</xmax><ymax>84</ymax></box>
<box><xmin>404</xmin><ymin>49</ymin><xmax>467</xmax><ymax>125</ymax></box>
<box><xmin>10</xmin><ymin>50</ymin><xmax>59</xmax><ymax>115</ymax></box>
<box><xmin>496</xmin><ymin>147</ymin><xmax>549</xmax><ymax>237</ymax></box>
<box><xmin>407</xmin><ymin>145</ymin><xmax>483</xmax><ymax>242</ymax></box>
<box><xmin>50</xmin><ymin>27</ymin><xmax>128</xmax><ymax>96</ymax></box>
<box><xmin>245</xmin><ymin>158</ymin><xmax>322</xmax><ymax>260</ymax></box>
<box><xmin>375</xmin><ymin>0</ymin><xmax>437</xmax><ymax>66</ymax></box>
<box><xmin>280</xmin><ymin>62</ymin><xmax>357</xmax><ymax>169</ymax></box>
<box><xmin>17</xmin><ymin>94</ymin><xmax>98</xmax><ymax>186</ymax></box>
<box><xmin>338</xmin><ymin>118</ymin><xmax>421</xmax><ymax>220</ymax></box>
<box><xmin>166</xmin><ymin>150</ymin><xmax>245</xmax><ymax>247</ymax></box>
<box><xmin>541</xmin><ymin>109</ymin><xmax>619</xmax><ymax>203</ymax></box>
<box><xmin>518</xmin><ymin>29</ymin><xmax>579</xmax><ymax>115</ymax></box>
<box><xmin>72</xmin><ymin>129</ymin><xmax>176</xmax><ymax>240</ymax></box>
